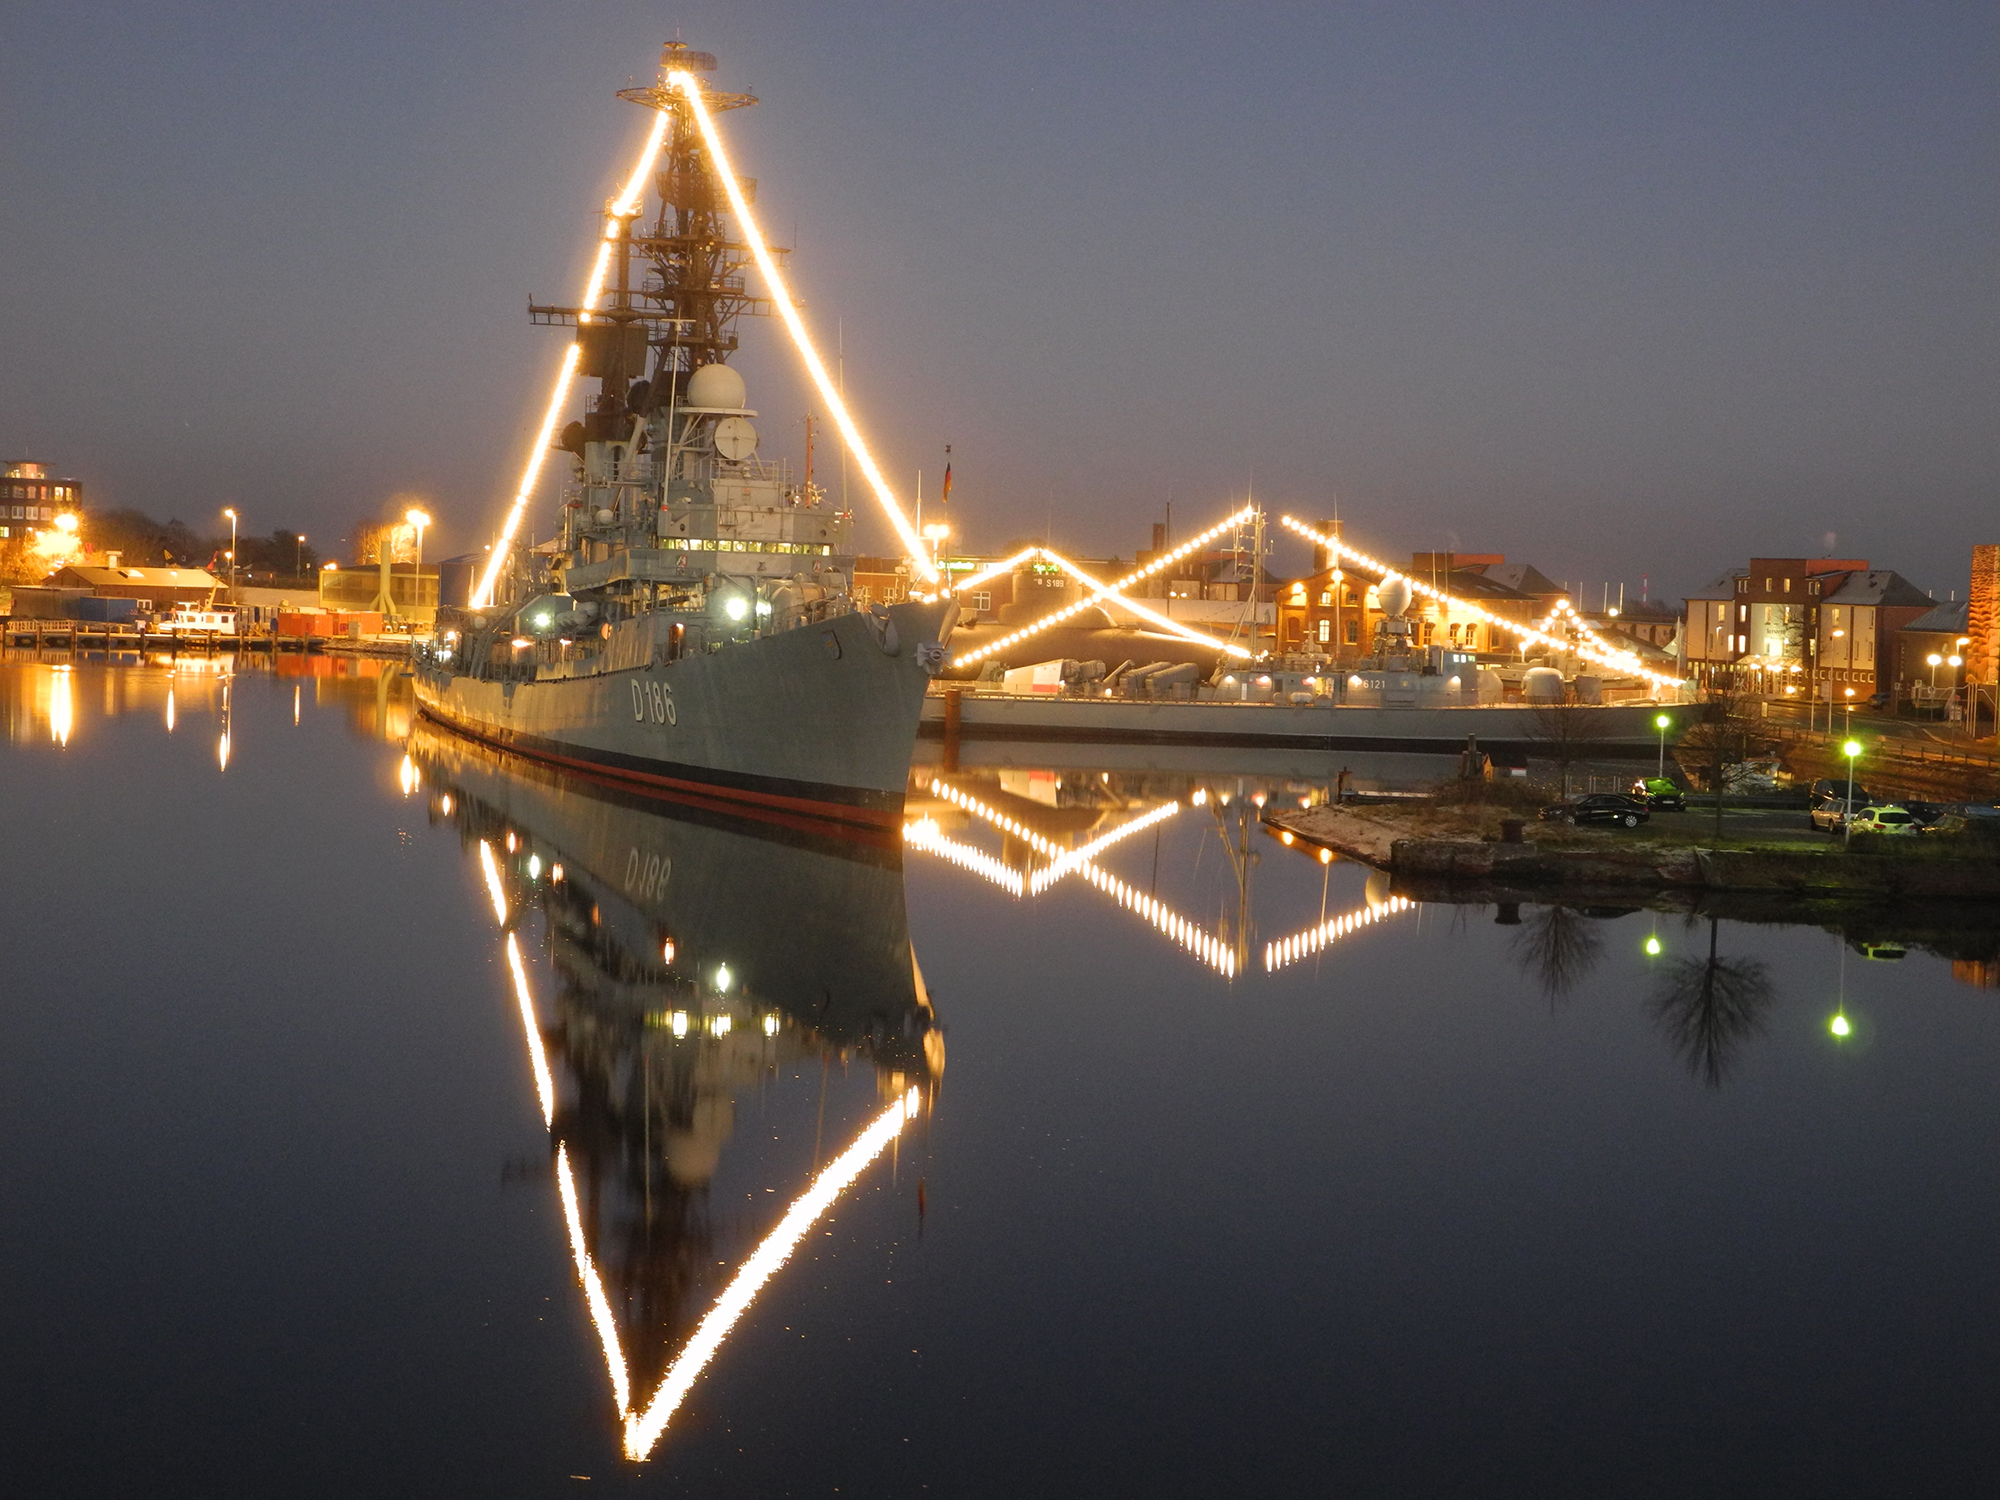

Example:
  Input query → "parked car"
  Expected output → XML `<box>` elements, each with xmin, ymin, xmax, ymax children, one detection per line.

<box><xmin>1629</xmin><ymin>776</ymin><xmax>1686</xmax><ymax>811</ymax></box>
<box><xmin>1810</xmin><ymin>783</ymin><xmax>1877</xmax><ymax>832</ymax></box>
<box><xmin>1847</xmin><ymin>805</ymin><xmax>1920</xmax><ymax>836</ymax></box>
<box><xmin>1539</xmin><ymin>793</ymin><xmax>1651</xmax><ymax>829</ymax></box>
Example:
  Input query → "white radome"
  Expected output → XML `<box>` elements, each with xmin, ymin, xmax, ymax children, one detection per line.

<box><xmin>1377</xmin><ymin>577</ymin><xmax>1412</xmax><ymax>618</ymax></box>
<box><xmin>685</xmin><ymin>362</ymin><xmax>746</xmax><ymax>410</ymax></box>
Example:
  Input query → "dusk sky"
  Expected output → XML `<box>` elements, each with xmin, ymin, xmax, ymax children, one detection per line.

<box><xmin>4</xmin><ymin>1</ymin><xmax>1994</xmax><ymax>602</ymax></box>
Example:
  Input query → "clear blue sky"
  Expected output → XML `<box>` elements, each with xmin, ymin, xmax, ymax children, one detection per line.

<box><xmin>3</xmin><ymin>1</ymin><xmax>1994</xmax><ymax>602</ymax></box>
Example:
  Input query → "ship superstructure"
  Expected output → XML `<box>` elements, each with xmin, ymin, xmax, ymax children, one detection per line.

<box><xmin>417</xmin><ymin>45</ymin><xmax>950</xmax><ymax>828</ymax></box>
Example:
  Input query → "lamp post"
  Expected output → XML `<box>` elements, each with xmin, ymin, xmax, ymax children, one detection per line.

<box><xmin>1654</xmin><ymin>712</ymin><xmax>1671</xmax><ymax>779</ymax></box>
<box><xmin>1842</xmin><ymin>738</ymin><xmax>1862</xmax><ymax>845</ymax></box>
<box><xmin>295</xmin><ymin>533</ymin><xmax>306</xmax><ymax>576</ymax></box>
<box><xmin>405</xmin><ymin>508</ymin><xmax>430</xmax><ymax>623</ymax></box>
<box><xmin>221</xmin><ymin>507</ymin><xmax>239</xmax><ymax>605</ymax></box>
<box><xmin>1927</xmin><ymin>652</ymin><xmax>1943</xmax><ymax>692</ymax></box>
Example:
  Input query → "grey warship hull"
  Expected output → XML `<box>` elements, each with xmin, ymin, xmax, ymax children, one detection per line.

<box><xmin>414</xmin><ymin>597</ymin><xmax>949</xmax><ymax>837</ymax></box>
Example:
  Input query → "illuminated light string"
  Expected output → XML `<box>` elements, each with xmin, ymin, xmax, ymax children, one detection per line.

<box><xmin>477</xmin><ymin>839</ymin><xmax>510</xmax><ymax>924</ymax></box>
<box><xmin>620</xmin><ymin>1089</ymin><xmax>921</xmax><ymax>1459</ymax></box>
<box><xmin>557</xmin><ymin>1143</ymin><xmax>633</xmax><ymax>1416</ymax></box>
<box><xmin>951</xmin><ymin>507</ymin><xmax>1261</xmax><ymax>668</ymax></box>
<box><xmin>667</xmin><ymin>70</ymin><xmax>935</xmax><ymax>581</ymax></box>
<box><xmin>952</xmin><ymin>507</ymin><xmax>1252</xmax><ymax>604</ymax></box>
<box><xmin>1028</xmin><ymin>800</ymin><xmax>1180</xmax><ymax>893</ymax></box>
<box><xmin>506</xmin><ymin>933</ymin><xmax>559</xmax><ymax>1126</ymax></box>
<box><xmin>1074</xmin><ymin>861</ymin><xmax>1237</xmax><ymax>977</ymax></box>
<box><xmin>1278</xmin><ymin>517</ymin><xmax>1680</xmax><ymax>690</ymax></box>
<box><xmin>949</xmin><ymin>547</ymin><xmax>1042</xmax><ymax>598</ymax></box>
<box><xmin>902</xmin><ymin>818</ymin><xmax>1027</xmax><ymax>896</ymax></box>
<box><xmin>924</xmin><ymin>779</ymin><xmax>1234</xmax><ymax>976</ymax></box>
<box><xmin>474</xmin><ymin>102</ymin><xmax>673</xmax><ymax>609</ymax></box>
<box><xmin>1263</xmin><ymin>896</ymin><xmax>1415</xmax><ymax>973</ymax></box>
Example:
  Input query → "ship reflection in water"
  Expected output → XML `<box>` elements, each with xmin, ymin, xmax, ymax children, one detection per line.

<box><xmin>903</xmin><ymin>761</ymin><xmax>1416</xmax><ymax>978</ymax></box>
<box><xmin>408</xmin><ymin>724</ymin><xmax>940</xmax><ymax>1461</ymax></box>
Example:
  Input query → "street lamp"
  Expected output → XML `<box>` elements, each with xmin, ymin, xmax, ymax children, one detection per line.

<box><xmin>1654</xmin><ymin>712</ymin><xmax>1671</xmax><ymax>779</ymax></box>
<box><xmin>222</xmin><ymin>507</ymin><xmax>238</xmax><ymax>602</ymax></box>
<box><xmin>405</xmin><ymin>508</ymin><xmax>431</xmax><ymax>620</ymax></box>
<box><xmin>295</xmin><ymin>533</ymin><xmax>306</xmax><ymax>576</ymax></box>
<box><xmin>1842</xmin><ymin>738</ymin><xmax>1862</xmax><ymax>845</ymax></box>
<box><xmin>1927</xmin><ymin>651</ymin><xmax>1943</xmax><ymax>690</ymax></box>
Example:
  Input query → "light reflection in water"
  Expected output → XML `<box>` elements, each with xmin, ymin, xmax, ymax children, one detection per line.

<box><xmin>436</xmin><ymin>739</ymin><xmax>935</xmax><ymax>1465</ymax></box>
<box><xmin>48</xmin><ymin>666</ymin><xmax>72</xmax><ymax>746</ymax></box>
<box><xmin>921</xmin><ymin>777</ymin><xmax>1237</xmax><ymax>975</ymax></box>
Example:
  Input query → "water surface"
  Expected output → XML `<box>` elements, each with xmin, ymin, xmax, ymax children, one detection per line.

<box><xmin>2</xmin><ymin>658</ymin><xmax>1996</xmax><ymax>1496</ymax></box>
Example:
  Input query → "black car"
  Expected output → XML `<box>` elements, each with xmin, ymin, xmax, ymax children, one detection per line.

<box><xmin>1539</xmin><ymin>793</ymin><xmax>1651</xmax><ymax>828</ymax></box>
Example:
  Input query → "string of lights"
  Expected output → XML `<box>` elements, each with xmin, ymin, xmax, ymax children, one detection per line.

<box><xmin>922</xmin><ymin>779</ymin><xmax>1235</xmax><ymax>975</ymax></box>
<box><xmin>1028</xmin><ymin>800</ymin><xmax>1180</xmax><ymax>893</ymax></box>
<box><xmin>902</xmin><ymin>817</ymin><xmax>1028</xmax><ymax>896</ymax></box>
<box><xmin>620</xmin><ymin>1090</ymin><xmax>921</xmax><ymax>1458</ymax></box>
<box><xmin>668</xmin><ymin>71</ymin><xmax>935</xmax><ymax>581</ymax></box>
<box><xmin>474</xmin><ymin>109</ymin><xmax>672</xmax><ymax>608</ymax></box>
<box><xmin>1263</xmin><ymin>896</ymin><xmax>1414</xmax><ymax>972</ymax></box>
<box><xmin>1278</xmin><ymin>516</ymin><xmax>1680</xmax><ymax>689</ymax></box>
<box><xmin>950</xmin><ymin>506</ymin><xmax>1261</xmax><ymax>667</ymax></box>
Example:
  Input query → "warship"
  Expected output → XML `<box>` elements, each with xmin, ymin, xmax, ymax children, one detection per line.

<box><xmin>415</xmin><ymin>44</ymin><xmax>950</xmax><ymax>833</ymax></box>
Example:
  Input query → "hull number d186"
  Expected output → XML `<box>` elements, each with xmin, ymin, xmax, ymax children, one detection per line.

<box><xmin>630</xmin><ymin>679</ymin><xmax>678</xmax><ymax>726</ymax></box>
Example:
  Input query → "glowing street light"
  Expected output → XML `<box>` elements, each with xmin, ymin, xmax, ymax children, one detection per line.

<box><xmin>1842</xmin><ymin>738</ymin><xmax>1862</xmax><ymax>844</ymax></box>
<box><xmin>1829</xmin><ymin>1012</ymin><xmax>1852</xmax><ymax>1038</ymax></box>
<box><xmin>406</xmin><ymin>507</ymin><xmax>431</xmax><ymax>619</ymax></box>
<box><xmin>222</xmin><ymin>507</ymin><xmax>239</xmax><ymax>603</ymax></box>
<box><xmin>1654</xmin><ymin>712</ymin><xmax>1672</xmax><ymax>778</ymax></box>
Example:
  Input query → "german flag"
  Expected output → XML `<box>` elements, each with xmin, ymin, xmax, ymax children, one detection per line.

<box><xmin>939</xmin><ymin>463</ymin><xmax>952</xmax><ymax>506</ymax></box>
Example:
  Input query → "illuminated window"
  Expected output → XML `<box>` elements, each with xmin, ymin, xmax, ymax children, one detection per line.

<box><xmin>1317</xmin><ymin>618</ymin><xmax>1330</xmax><ymax>644</ymax></box>
<box><xmin>1783</xmin><ymin>578</ymin><xmax>1792</xmax><ymax>592</ymax></box>
<box><xmin>1318</xmin><ymin>591</ymin><xmax>1331</xmax><ymax>606</ymax></box>
<box><xmin>971</xmin><ymin>591</ymin><xmax>991</xmax><ymax>612</ymax></box>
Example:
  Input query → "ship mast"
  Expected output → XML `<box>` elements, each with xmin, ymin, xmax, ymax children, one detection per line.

<box><xmin>527</xmin><ymin>44</ymin><xmax>784</xmax><ymax>464</ymax></box>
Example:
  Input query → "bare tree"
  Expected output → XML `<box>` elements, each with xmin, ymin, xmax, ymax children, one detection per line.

<box><xmin>1674</xmin><ymin>687</ymin><xmax>1779</xmax><ymax>841</ymax></box>
<box><xmin>1509</xmin><ymin>903</ymin><xmax>1604</xmax><ymax>1006</ymax></box>
<box><xmin>1528</xmin><ymin>696</ymin><xmax>1611</xmax><ymax>798</ymax></box>
<box><xmin>1648</xmin><ymin>917</ymin><xmax>1775</xmax><ymax>1088</ymax></box>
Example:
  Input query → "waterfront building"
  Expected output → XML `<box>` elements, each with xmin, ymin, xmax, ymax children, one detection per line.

<box><xmin>1897</xmin><ymin>599</ymin><xmax>1970</xmax><ymax>704</ymax></box>
<box><xmin>1813</xmin><ymin>569</ymin><xmax>1934</xmax><ymax>700</ymax></box>
<box><xmin>48</xmin><ymin>563</ymin><xmax>219</xmax><ymax>609</ymax></box>
<box><xmin>0</xmin><ymin>460</ymin><xmax>80</xmax><ymax>539</ymax></box>
<box><xmin>1273</xmin><ymin>551</ymin><xmax>1549</xmax><ymax>663</ymax></box>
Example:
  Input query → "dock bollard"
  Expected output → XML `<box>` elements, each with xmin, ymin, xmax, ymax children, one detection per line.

<box><xmin>1500</xmin><ymin>818</ymin><xmax>1525</xmax><ymax>844</ymax></box>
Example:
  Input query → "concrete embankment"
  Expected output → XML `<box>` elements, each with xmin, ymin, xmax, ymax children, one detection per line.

<box><xmin>1272</xmin><ymin>804</ymin><xmax>2000</xmax><ymax>898</ymax></box>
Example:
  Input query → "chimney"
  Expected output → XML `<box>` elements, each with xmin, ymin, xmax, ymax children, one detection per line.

<box><xmin>104</xmin><ymin>551</ymin><xmax>122</xmax><ymax>568</ymax></box>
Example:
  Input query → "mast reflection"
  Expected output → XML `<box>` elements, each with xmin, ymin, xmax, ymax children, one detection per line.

<box><xmin>410</xmin><ymin>723</ymin><xmax>940</xmax><ymax>1460</ymax></box>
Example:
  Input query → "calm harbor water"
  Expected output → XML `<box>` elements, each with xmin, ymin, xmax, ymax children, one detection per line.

<box><xmin>3</xmin><ymin>656</ymin><xmax>1997</xmax><ymax>1496</ymax></box>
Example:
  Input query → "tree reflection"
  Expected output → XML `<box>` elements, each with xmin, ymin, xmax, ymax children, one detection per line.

<box><xmin>1648</xmin><ymin>917</ymin><xmax>1774</xmax><ymax>1088</ymax></box>
<box><xmin>1509</xmin><ymin>904</ymin><xmax>1603</xmax><ymax>1005</ymax></box>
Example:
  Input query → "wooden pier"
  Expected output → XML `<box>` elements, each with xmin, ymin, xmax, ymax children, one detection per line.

<box><xmin>1</xmin><ymin>619</ymin><xmax>413</xmax><ymax>659</ymax></box>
